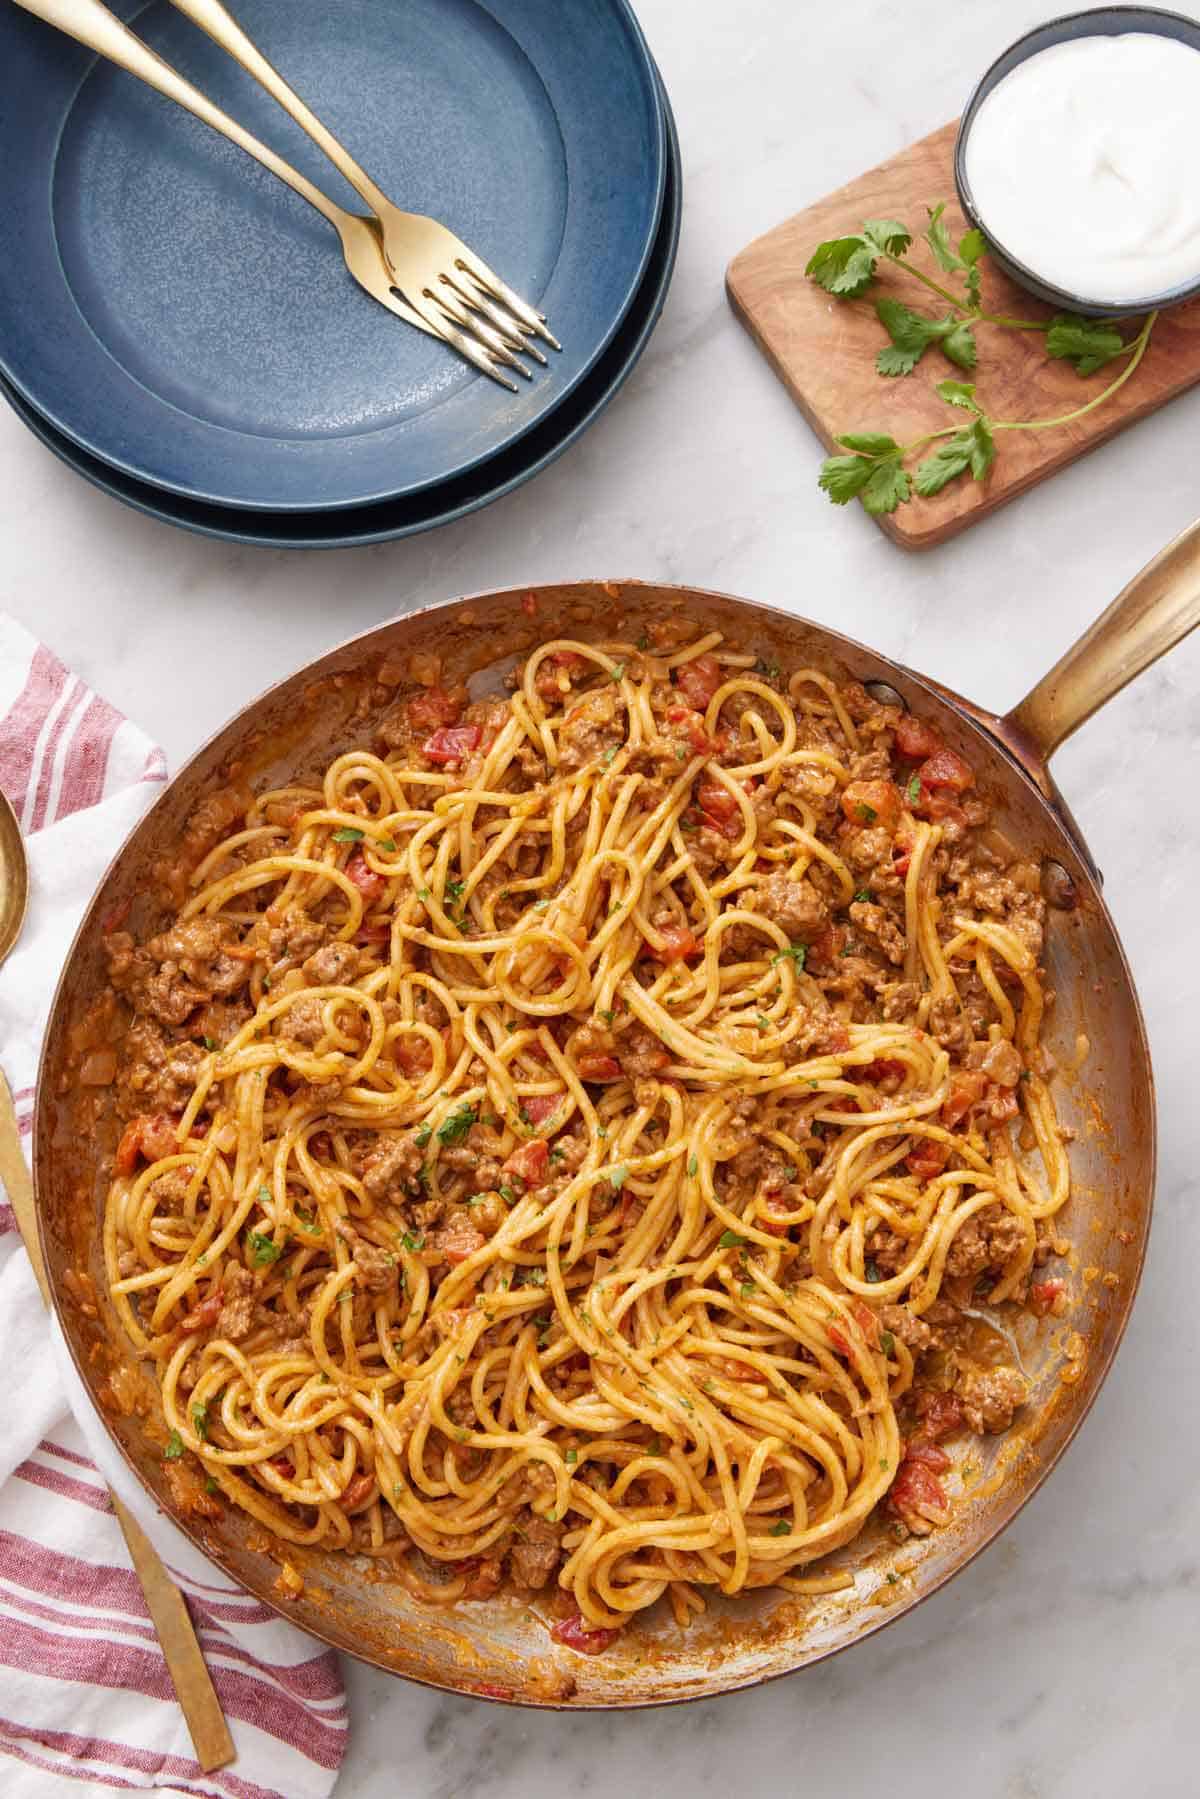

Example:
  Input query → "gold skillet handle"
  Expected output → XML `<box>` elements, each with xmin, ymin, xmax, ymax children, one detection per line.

<box><xmin>0</xmin><ymin>1071</ymin><xmax>235</xmax><ymax>1774</ymax></box>
<box><xmin>1006</xmin><ymin>516</ymin><xmax>1200</xmax><ymax>765</ymax></box>
<box><xmin>168</xmin><ymin>0</ymin><xmax>392</xmax><ymax>216</ymax></box>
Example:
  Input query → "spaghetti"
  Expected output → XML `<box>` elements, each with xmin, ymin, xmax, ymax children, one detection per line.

<box><xmin>100</xmin><ymin>623</ymin><xmax>1070</xmax><ymax>1639</ymax></box>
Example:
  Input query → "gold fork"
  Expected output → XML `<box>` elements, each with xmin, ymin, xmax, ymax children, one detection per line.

<box><xmin>14</xmin><ymin>0</ymin><xmax>530</xmax><ymax>389</ymax></box>
<box><xmin>166</xmin><ymin>0</ymin><xmax>561</xmax><ymax>362</ymax></box>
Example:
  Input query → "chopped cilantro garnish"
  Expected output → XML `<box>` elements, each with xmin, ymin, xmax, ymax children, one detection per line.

<box><xmin>602</xmin><ymin>745</ymin><xmax>619</xmax><ymax>765</ymax></box>
<box><xmin>332</xmin><ymin>826</ymin><xmax>365</xmax><ymax>842</ymax></box>
<box><xmin>192</xmin><ymin>1403</ymin><xmax>209</xmax><ymax>1442</ymax></box>
<box><xmin>498</xmin><ymin>1184</ymin><xmax>515</xmax><ymax>1203</ymax></box>
<box><xmin>246</xmin><ymin>1229</ymin><xmax>283</xmax><ymax>1266</ymax></box>
<box><xmin>771</xmin><ymin>942</ymin><xmax>808</xmax><ymax>970</ymax></box>
<box><xmin>257</xmin><ymin>1185</ymin><xmax>271</xmax><ymax>1205</ymax></box>
<box><xmin>756</xmin><ymin>1014</ymin><xmax>770</xmax><ymax>1033</ymax></box>
<box><xmin>401</xmin><ymin>1231</ymin><xmax>425</xmax><ymax>1252</ymax></box>
<box><xmin>879</xmin><ymin>1330</ymin><xmax>896</xmax><ymax>1357</ymax></box>
<box><xmin>518</xmin><ymin>1268</ymin><xmax>546</xmax><ymax>1287</ymax></box>
<box><xmin>886</xmin><ymin>1571</ymin><xmax>899</xmax><ymax>1586</ymax></box>
<box><xmin>906</xmin><ymin>774</ymin><xmax>921</xmax><ymax>802</ymax></box>
<box><xmin>598</xmin><ymin>1008</ymin><xmax>615</xmax><ymax>1025</ymax></box>
<box><xmin>720</xmin><ymin>1230</ymin><xmax>747</xmax><ymax>1248</ymax></box>
<box><xmin>565</xmin><ymin>1448</ymin><xmax>578</xmax><ymax>1465</ymax></box>
<box><xmin>205</xmin><ymin>1476</ymin><xmax>219</xmax><ymax>1495</ymax></box>
<box><xmin>856</xmin><ymin>803</ymin><xmax>878</xmax><ymax>823</ymax></box>
<box><xmin>740</xmin><ymin>1280</ymin><xmax>757</xmax><ymax>1300</ymax></box>
<box><xmin>414</xmin><ymin>1124</ymin><xmax>432</xmax><ymax>1148</ymax></box>
<box><xmin>609</xmin><ymin>1164</ymin><xmax>630</xmax><ymax>1190</ymax></box>
<box><xmin>865</xmin><ymin>1259</ymin><xmax>883</xmax><ymax>1283</ymax></box>
<box><xmin>610</xmin><ymin>662</ymin><xmax>626</xmax><ymax>683</ymax></box>
<box><xmin>379</xmin><ymin>838</ymin><xmax>397</xmax><ymax>852</ymax></box>
<box><xmin>636</xmin><ymin>631</ymin><xmax>650</xmax><ymax>651</ymax></box>
<box><xmin>769</xmin><ymin>1518</ymin><xmax>791</xmax><ymax>1537</ymax></box>
<box><xmin>164</xmin><ymin>1430</ymin><xmax>184</xmax><ymax>1460</ymax></box>
<box><xmin>853</xmin><ymin>890</ymin><xmax>874</xmax><ymax>904</ymax></box>
<box><xmin>687</xmin><ymin>1154</ymin><xmax>698</xmax><ymax>1177</ymax></box>
<box><xmin>436</xmin><ymin>1102</ymin><xmax>477</xmax><ymax>1146</ymax></box>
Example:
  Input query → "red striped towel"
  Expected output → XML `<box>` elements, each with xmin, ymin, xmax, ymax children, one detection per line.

<box><xmin>0</xmin><ymin>616</ymin><xmax>348</xmax><ymax>1797</ymax></box>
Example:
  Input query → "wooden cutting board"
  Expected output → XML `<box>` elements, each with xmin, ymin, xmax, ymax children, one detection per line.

<box><xmin>726</xmin><ymin>121</ymin><xmax>1200</xmax><ymax>549</ymax></box>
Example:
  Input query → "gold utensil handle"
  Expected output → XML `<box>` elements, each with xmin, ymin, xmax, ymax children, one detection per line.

<box><xmin>169</xmin><ymin>0</ymin><xmax>391</xmax><ymax>216</ymax></box>
<box><xmin>13</xmin><ymin>0</ymin><xmax>344</xmax><ymax>229</ymax></box>
<box><xmin>1007</xmin><ymin>515</ymin><xmax>1200</xmax><ymax>763</ymax></box>
<box><xmin>0</xmin><ymin>1071</ymin><xmax>235</xmax><ymax>1774</ymax></box>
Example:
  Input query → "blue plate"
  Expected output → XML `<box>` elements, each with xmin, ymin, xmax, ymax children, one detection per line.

<box><xmin>0</xmin><ymin>0</ymin><xmax>665</xmax><ymax>512</ymax></box>
<box><xmin>0</xmin><ymin>65</ymin><xmax>681</xmax><ymax>548</ymax></box>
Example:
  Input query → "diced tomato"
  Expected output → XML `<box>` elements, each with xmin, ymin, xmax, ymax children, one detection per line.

<box><xmin>913</xmin><ymin>788</ymin><xmax>968</xmax><ymax>828</ymax></box>
<box><xmin>655</xmin><ymin>922</ymin><xmax>703</xmax><ymax>964</ymax></box>
<box><xmin>863</xmin><ymin>1058</ymin><xmax>906</xmax><ymax>1084</ymax></box>
<box><xmin>342</xmin><ymin>1473</ymin><xmax>376</xmax><ymax>1512</ymax></box>
<box><xmin>696</xmin><ymin>779</ymin><xmax>738</xmax><ymax>822</ymax></box>
<box><xmin>942</xmin><ymin>1070</ymin><xmax>987</xmax><ymax>1128</ymax></box>
<box><xmin>179</xmin><ymin>1290</ymin><xmax>223</xmax><ymax>1332</ymax></box>
<box><xmin>666</xmin><ymin>705</ymin><xmax>712</xmax><ymax>754</ymax></box>
<box><xmin>422</xmin><ymin>723</ymin><xmax>482</xmax><ymax>765</ymax></box>
<box><xmin>719</xmin><ymin>1356</ymin><xmax>761</xmax><ymax>1382</ymax></box>
<box><xmin>268</xmin><ymin>1456</ymin><xmax>296</xmax><ymax>1480</ymax></box>
<box><xmin>521</xmin><ymin>593</ymin><xmax>538</xmax><ymax>617</ymax></box>
<box><xmin>894</xmin><ymin>715</ymin><xmax>943</xmax><ymax>760</ymax></box>
<box><xmin>578</xmin><ymin>1053</ymin><xmax>622</xmax><ymax>1082</ymax></box>
<box><xmin>915</xmin><ymin>1391</ymin><xmax>963</xmax><ymax>1442</ymax></box>
<box><xmin>344</xmin><ymin>850</ymin><xmax>386</xmax><ymax>906</ymax></box>
<box><xmin>887</xmin><ymin>1440</ymin><xmax>951</xmax><ymax>1524</ymax></box>
<box><xmin>114</xmin><ymin>1112</ymin><xmax>178</xmax><ymax>1174</ymax></box>
<box><xmin>397</xmin><ymin>1036</ymin><xmax>434</xmax><ymax>1077</ymax></box>
<box><xmin>523</xmin><ymin>1093</ymin><xmax>564</xmax><ymax>1129</ymax></box>
<box><xmin>918</xmin><ymin>746</ymin><xmax>974</xmax><ymax>792</ymax></box>
<box><xmin>1030</xmin><ymin>1278</ymin><xmax>1067</xmax><ymax>1316</ymax></box>
<box><xmin>840</xmin><ymin>778</ymin><xmax>901</xmax><ymax>830</ymax></box>
<box><xmin>443</xmin><ymin>1228</ymin><xmax>486</xmax><ymax>1265</ymax></box>
<box><xmin>906</xmin><ymin>1137</ymin><xmax>951</xmax><ymax>1181</ymax></box>
<box><xmin>850</xmin><ymin>1299</ymin><xmax>880</xmax><ymax>1348</ymax></box>
<box><xmin>675</xmin><ymin>653</ymin><xmax>722</xmax><ymax>711</ymax></box>
<box><xmin>549</xmin><ymin>1613</ymin><xmax>620</xmax><ymax>1655</ymax></box>
<box><xmin>503</xmin><ymin>1138</ymin><xmax>549</xmax><ymax>1186</ymax></box>
<box><xmin>356</xmin><ymin>918</ymin><xmax>392</xmax><ymax>945</ymax></box>
<box><xmin>407</xmin><ymin>686</ymin><xmax>462</xmax><ymax>731</ymax></box>
<box><xmin>828</xmin><ymin>1325</ymin><xmax>852</xmax><ymax>1359</ymax></box>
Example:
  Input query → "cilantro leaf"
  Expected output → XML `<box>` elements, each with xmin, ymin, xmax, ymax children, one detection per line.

<box><xmin>861</xmin><ymin>219</ymin><xmax>912</xmax><ymax>257</ymax></box>
<box><xmin>246</xmin><ymin>1229</ymin><xmax>283</xmax><ymax>1266</ymax></box>
<box><xmin>771</xmin><ymin>941</ymin><xmax>808</xmax><ymax>970</ymax></box>
<box><xmin>923</xmin><ymin>202</ymin><xmax>961</xmax><ymax>274</ymax></box>
<box><xmin>837</xmin><ymin>431</ymin><xmax>901</xmax><ymax>456</ymax></box>
<box><xmin>1045</xmin><ymin>313</ymin><xmax>1127</xmax><ymax>376</ymax></box>
<box><xmin>609</xmin><ymin>1164</ymin><xmax>630</xmax><ymax>1190</ymax></box>
<box><xmin>192</xmin><ymin>1402</ymin><xmax>209</xmax><ymax>1442</ymax></box>
<box><xmin>401</xmin><ymin>1230</ymin><xmax>425</xmax><ymax>1252</ymax></box>
<box><xmin>805</xmin><ymin>235</ymin><xmax>878</xmax><ymax>298</ymax></box>
<box><xmin>436</xmin><ymin>1102</ymin><xmax>477</xmax><ymax>1146</ymax></box>
<box><xmin>959</xmin><ymin>228</ymin><xmax>986</xmax><ymax>305</ymax></box>
<box><xmin>818</xmin><ymin>453</ymin><xmax>875</xmax><ymax>504</ymax></box>
<box><xmin>719</xmin><ymin>1229</ymin><xmax>747</xmax><ymax>1248</ymax></box>
<box><xmin>915</xmin><ymin>417</ymin><xmax>995</xmax><ymax>496</ymax></box>
<box><xmin>164</xmin><ymin>1430</ymin><xmax>185</xmax><ymax>1460</ymax></box>
<box><xmin>874</xmin><ymin>300</ymin><xmax>975</xmax><ymax>377</ymax></box>
<box><xmin>332</xmin><ymin>827</ymin><xmax>365</xmax><ymax>842</ymax></box>
<box><xmin>769</xmin><ymin>1518</ymin><xmax>792</xmax><ymax>1537</ymax></box>
<box><xmin>687</xmin><ymin>1154</ymin><xmax>699</xmax><ymax>1178</ymax></box>
<box><xmin>936</xmin><ymin>379</ymin><xmax>982</xmax><ymax>412</ymax></box>
<box><xmin>861</xmin><ymin>458</ymin><xmax>912</xmax><ymax>515</ymax></box>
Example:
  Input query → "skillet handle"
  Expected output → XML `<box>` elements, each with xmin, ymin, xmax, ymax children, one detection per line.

<box><xmin>1005</xmin><ymin>516</ymin><xmax>1200</xmax><ymax>764</ymax></box>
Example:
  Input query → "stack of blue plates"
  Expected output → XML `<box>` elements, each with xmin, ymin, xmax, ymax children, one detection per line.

<box><xmin>0</xmin><ymin>0</ymin><xmax>680</xmax><ymax>548</ymax></box>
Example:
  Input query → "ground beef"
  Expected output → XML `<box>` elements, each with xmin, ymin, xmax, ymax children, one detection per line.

<box><xmin>141</xmin><ymin>963</ymin><xmax>208</xmax><ymax>1027</ymax></box>
<box><xmin>149</xmin><ymin>1169</ymin><xmax>191</xmax><ymax>1214</ymax></box>
<box><xmin>848</xmin><ymin>899</ymin><xmax>906</xmax><ymax>966</ymax></box>
<box><xmin>879</xmin><ymin>980</ymin><xmax>921</xmax><ymax>1023</ymax></box>
<box><xmin>621</xmin><ymin>1025</ymin><xmax>670</xmax><ymax>1078</ymax></box>
<box><xmin>945</xmin><ymin>1205</ymin><xmax>1025</xmax><ymax>1281</ymax></box>
<box><xmin>929</xmin><ymin>993</ymin><xmax>965</xmax><ymax>1050</ymax></box>
<box><xmin>557</xmin><ymin>690</ymin><xmax>624</xmax><ymax>771</ymax></box>
<box><xmin>956</xmin><ymin>1364</ymin><xmax>1028</xmax><ymax>1433</ymax></box>
<box><xmin>341</xmin><ymin>1227</ymin><xmax>399</xmax><ymax>1294</ymax></box>
<box><xmin>431</xmin><ymin>1211</ymin><xmax>487</xmax><ymax>1265</ymax></box>
<box><xmin>215</xmin><ymin>1265</ymin><xmax>256</xmax><ymax>1341</ymax></box>
<box><xmin>508</xmin><ymin>1513</ymin><xmax>563</xmax><ymax>1590</ymax></box>
<box><xmin>877</xmin><ymin>1302</ymin><xmax>932</xmax><ymax>1350</ymax></box>
<box><xmin>751</xmin><ymin>874</ymin><xmax>828</xmax><ymax>942</ymax></box>
<box><xmin>360</xmin><ymin>1133</ymin><xmax>424</xmax><ymax>1200</ymax></box>
<box><xmin>122</xmin><ymin>1020</ymin><xmax>206</xmax><ymax>1110</ymax></box>
<box><xmin>303</xmin><ymin>943</ymin><xmax>360</xmax><ymax>985</ymax></box>
<box><xmin>285</xmin><ymin>996</ymin><xmax>326</xmax><ymax>1046</ymax></box>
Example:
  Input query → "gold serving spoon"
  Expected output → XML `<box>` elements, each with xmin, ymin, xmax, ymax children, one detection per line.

<box><xmin>0</xmin><ymin>787</ymin><xmax>234</xmax><ymax>1775</ymax></box>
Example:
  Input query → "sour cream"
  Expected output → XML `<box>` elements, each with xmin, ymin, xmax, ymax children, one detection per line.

<box><xmin>963</xmin><ymin>32</ymin><xmax>1200</xmax><ymax>303</ymax></box>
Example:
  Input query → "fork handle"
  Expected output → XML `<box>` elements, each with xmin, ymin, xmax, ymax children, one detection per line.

<box><xmin>168</xmin><ymin>0</ymin><xmax>391</xmax><ymax>217</ymax></box>
<box><xmin>13</xmin><ymin>0</ymin><xmax>348</xmax><ymax>229</ymax></box>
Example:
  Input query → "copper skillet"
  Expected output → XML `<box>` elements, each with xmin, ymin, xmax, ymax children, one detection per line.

<box><xmin>34</xmin><ymin>527</ymin><xmax>1200</xmax><ymax>1706</ymax></box>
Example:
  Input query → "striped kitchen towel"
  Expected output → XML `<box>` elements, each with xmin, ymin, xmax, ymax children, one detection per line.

<box><xmin>0</xmin><ymin>615</ymin><xmax>348</xmax><ymax>1798</ymax></box>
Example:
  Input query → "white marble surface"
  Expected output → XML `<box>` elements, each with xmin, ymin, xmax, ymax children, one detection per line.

<box><xmin>3</xmin><ymin>0</ymin><xmax>1199</xmax><ymax>1792</ymax></box>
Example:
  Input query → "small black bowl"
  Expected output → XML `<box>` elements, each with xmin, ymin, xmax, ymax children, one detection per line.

<box><xmin>954</xmin><ymin>5</ymin><xmax>1200</xmax><ymax>317</ymax></box>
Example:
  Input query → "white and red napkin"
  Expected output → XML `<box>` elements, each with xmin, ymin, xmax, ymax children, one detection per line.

<box><xmin>0</xmin><ymin>617</ymin><xmax>348</xmax><ymax>1798</ymax></box>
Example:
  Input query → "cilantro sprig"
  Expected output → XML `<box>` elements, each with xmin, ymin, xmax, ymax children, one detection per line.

<box><xmin>807</xmin><ymin>200</ymin><xmax>1159</xmax><ymax>517</ymax></box>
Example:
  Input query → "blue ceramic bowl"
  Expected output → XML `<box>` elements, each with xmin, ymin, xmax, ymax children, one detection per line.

<box><xmin>0</xmin><ymin>65</ymin><xmax>681</xmax><ymax>549</ymax></box>
<box><xmin>954</xmin><ymin>5</ymin><xmax>1200</xmax><ymax>317</ymax></box>
<box><xmin>0</xmin><ymin>0</ymin><xmax>666</xmax><ymax>511</ymax></box>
